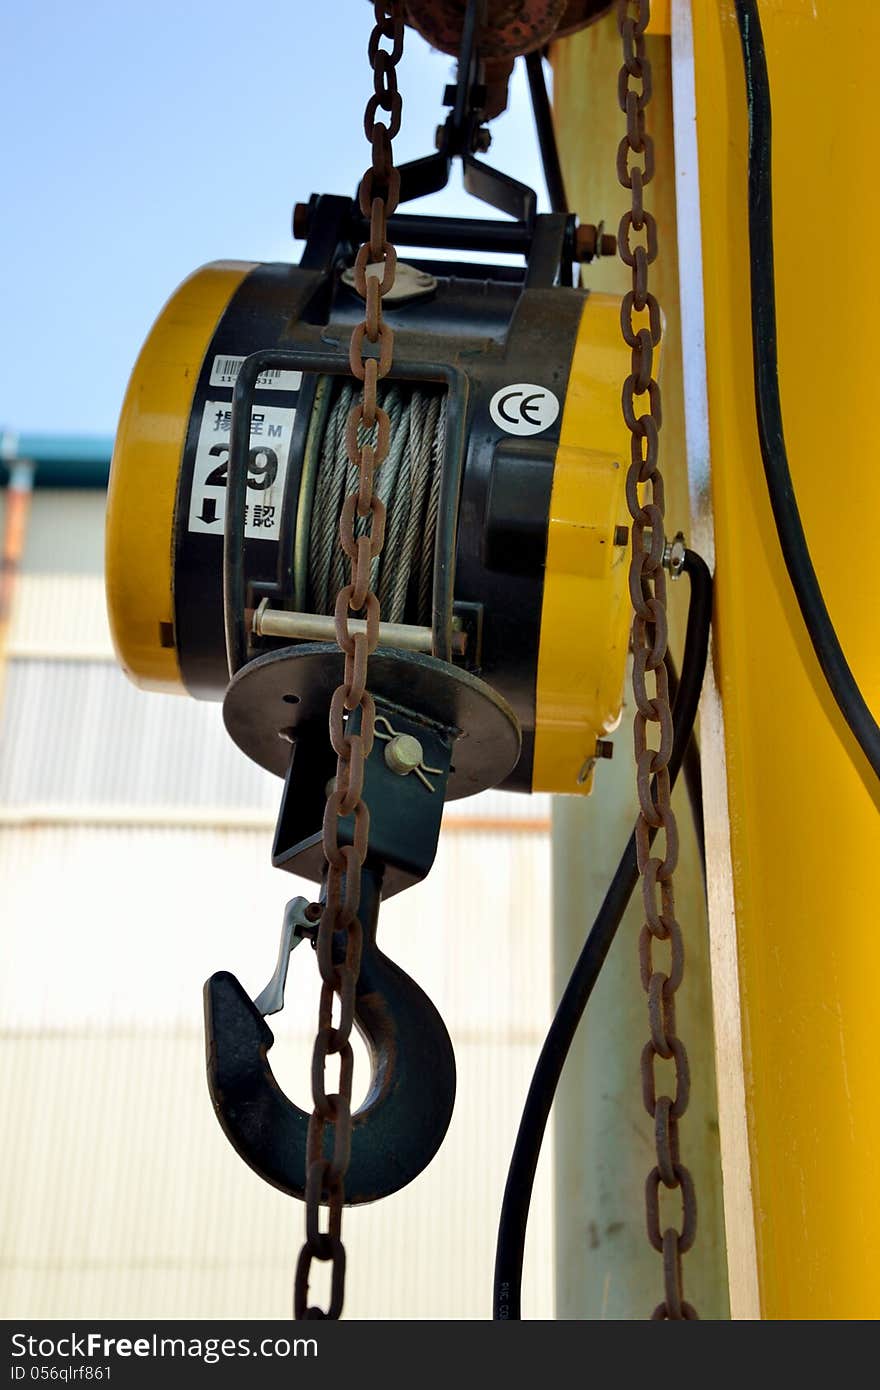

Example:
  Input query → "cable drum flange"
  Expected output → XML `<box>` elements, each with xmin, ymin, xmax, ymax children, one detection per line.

<box><xmin>222</xmin><ymin>642</ymin><xmax>522</xmax><ymax>798</ymax></box>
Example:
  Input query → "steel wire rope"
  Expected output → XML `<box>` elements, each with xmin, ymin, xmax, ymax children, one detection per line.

<box><xmin>307</xmin><ymin>381</ymin><xmax>446</xmax><ymax>626</ymax></box>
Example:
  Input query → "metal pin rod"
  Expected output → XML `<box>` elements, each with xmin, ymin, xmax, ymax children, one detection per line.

<box><xmin>253</xmin><ymin>602</ymin><xmax>466</xmax><ymax>656</ymax></box>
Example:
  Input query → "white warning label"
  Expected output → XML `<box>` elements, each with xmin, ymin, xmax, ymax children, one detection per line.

<box><xmin>188</xmin><ymin>400</ymin><xmax>294</xmax><ymax>541</ymax></box>
<box><xmin>209</xmin><ymin>355</ymin><xmax>302</xmax><ymax>392</ymax></box>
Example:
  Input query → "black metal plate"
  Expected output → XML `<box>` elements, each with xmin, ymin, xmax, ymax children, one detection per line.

<box><xmin>222</xmin><ymin>643</ymin><xmax>521</xmax><ymax>801</ymax></box>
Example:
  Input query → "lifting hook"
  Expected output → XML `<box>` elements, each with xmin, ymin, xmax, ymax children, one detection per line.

<box><xmin>204</xmin><ymin>866</ymin><xmax>456</xmax><ymax>1204</ymax></box>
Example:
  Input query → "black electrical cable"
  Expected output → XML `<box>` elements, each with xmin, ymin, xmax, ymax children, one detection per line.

<box><xmin>493</xmin><ymin>549</ymin><xmax>712</xmax><ymax>1321</ymax></box>
<box><xmin>734</xmin><ymin>0</ymin><xmax>880</xmax><ymax>790</ymax></box>
<box><xmin>665</xmin><ymin>651</ymin><xmax>706</xmax><ymax>884</ymax></box>
<box><xmin>524</xmin><ymin>50</ymin><xmax>569</xmax><ymax>215</ymax></box>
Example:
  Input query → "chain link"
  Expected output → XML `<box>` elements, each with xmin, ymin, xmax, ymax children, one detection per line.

<box><xmin>293</xmin><ymin>0</ymin><xmax>404</xmax><ymax>1322</ymax></box>
<box><xmin>615</xmin><ymin>0</ymin><xmax>698</xmax><ymax>1321</ymax></box>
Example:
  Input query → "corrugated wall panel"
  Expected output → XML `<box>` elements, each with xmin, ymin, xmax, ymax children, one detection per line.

<box><xmin>0</xmin><ymin>659</ymin><xmax>549</xmax><ymax>823</ymax></box>
<box><xmin>0</xmin><ymin>826</ymin><xmax>553</xmax><ymax>1319</ymax></box>
<box><xmin>0</xmin><ymin>1037</ymin><xmax>552</xmax><ymax>1319</ymax></box>
<box><xmin>0</xmin><ymin>826</ymin><xmax>551</xmax><ymax>1038</ymax></box>
<box><xmin>0</xmin><ymin>661</ymin><xmax>276</xmax><ymax>810</ymax></box>
<box><xmin>7</xmin><ymin>574</ymin><xmax>114</xmax><ymax>660</ymax></box>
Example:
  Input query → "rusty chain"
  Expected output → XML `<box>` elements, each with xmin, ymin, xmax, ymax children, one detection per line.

<box><xmin>293</xmin><ymin>0</ymin><xmax>404</xmax><ymax>1322</ymax></box>
<box><xmin>615</xmin><ymin>0</ymin><xmax>698</xmax><ymax>1320</ymax></box>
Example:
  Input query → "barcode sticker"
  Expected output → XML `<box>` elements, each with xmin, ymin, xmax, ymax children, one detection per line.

<box><xmin>209</xmin><ymin>355</ymin><xmax>302</xmax><ymax>392</ymax></box>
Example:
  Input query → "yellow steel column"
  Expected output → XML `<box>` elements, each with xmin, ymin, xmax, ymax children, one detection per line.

<box><xmin>683</xmin><ymin>0</ymin><xmax>880</xmax><ymax>1319</ymax></box>
<box><xmin>556</xmin><ymin>0</ymin><xmax>880</xmax><ymax>1322</ymax></box>
<box><xmin>554</xmin><ymin>0</ymin><xmax>880</xmax><ymax>1320</ymax></box>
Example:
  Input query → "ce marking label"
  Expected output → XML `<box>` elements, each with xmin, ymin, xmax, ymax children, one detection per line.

<box><xmin>489</xmin><ymin>382</ymin><xmax>560</xmax><ymax>437</ymax></box>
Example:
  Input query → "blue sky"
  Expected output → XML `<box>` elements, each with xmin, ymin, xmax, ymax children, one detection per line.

<box><xmin>1</xmin><ymin>0</ymin><xmax>546</xmax><ymax>435</ymax></box>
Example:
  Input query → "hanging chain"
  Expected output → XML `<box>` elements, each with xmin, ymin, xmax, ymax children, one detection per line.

<box><xmin>615</xmin><ymin>0</ymin><xmax>698</xmax><ymax>1320</ymax></box>
<box><xmin>293</xmin><ymin>0</ymin><xmax>404</xmax><ymax>1322</ymax></box>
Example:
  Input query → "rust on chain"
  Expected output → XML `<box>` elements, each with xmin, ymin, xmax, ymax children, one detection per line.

<box><xmin>615</xmin><ymin>0</ymin><xmax>698</xmax><ymax>1320</ymax></box>
<box><xmin>293</xmin><ymin>0</ymin><xmax>405</xmax><ymax>1323</ymax></box>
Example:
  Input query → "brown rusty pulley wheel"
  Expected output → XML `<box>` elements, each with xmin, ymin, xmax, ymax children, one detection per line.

<box><xmin>402</xmin><ymin>0</ymin><xmax>610</xmax><ymax>58</ymax></box>
<box><xmin>400</xmin><ymin>1</ymin><xmax>611</xmax><ymax>118</ymax></box>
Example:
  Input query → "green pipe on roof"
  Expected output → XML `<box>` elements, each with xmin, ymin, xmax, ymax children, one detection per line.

<box><xmin>1</xmin><ymin>430</ymin><xmax>114</xmax><ymax>488</ymax></box>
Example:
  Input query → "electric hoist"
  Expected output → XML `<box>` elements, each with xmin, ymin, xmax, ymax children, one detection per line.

<box><xmin>105</xmin><ymin>0</ymin><xmax>712</xmax><ymax>1321</ymax></box>
<box><xmin>108</xmin><ymin>252</ymin><xmax>631</xmax><ymax>793</ymax></box>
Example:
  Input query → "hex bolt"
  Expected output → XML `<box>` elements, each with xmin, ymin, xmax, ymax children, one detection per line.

<box><xmin>614</xmin><ymin>524</ymin><xmax>630</xmax><ymax>547</ymax></box>
<box><xmin>662</xmin><ymin>530</ymin><xmax>687</xmax><ymax>579</ymax></box>
<box><xmin>384</xmin><ymin>734</ymin><xmax>425</xmax><ymax>776</ymax></box>
<box><xmin>575</xmin><ymin>222</ymin><xmax>617</xmax><ymax>262</ymax></box>
<box><xmin>472</xmin><ymin>127</ymin><xmax>492</xmax><ymax>153</ymax></box>
<box><xmin>595</xmin><ymin>739</ymin><xmax>614</xmax><ymax>760</ymax></box>
<box><xmin>575</xmin><ymin>224</ymin><xmax>598</xmax><ymax>260</ymax></box>
<box><xmin>292</xmin><ymin>202</ymin><xmax>310</xmax><ymax>239</ymax></box>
